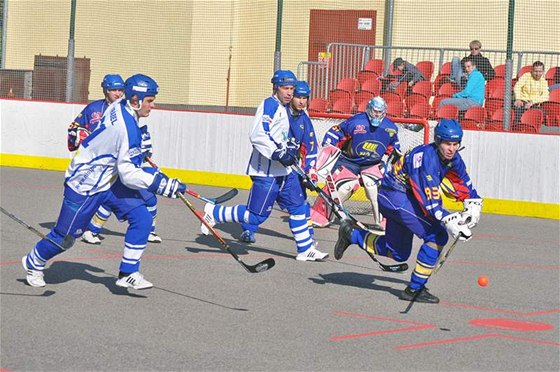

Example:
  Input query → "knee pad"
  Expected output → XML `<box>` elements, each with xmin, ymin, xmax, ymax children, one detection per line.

<box><xmin>51</xmin><ymin>229</ymin><xmax>76</xmax><ymax>250</ymax></box>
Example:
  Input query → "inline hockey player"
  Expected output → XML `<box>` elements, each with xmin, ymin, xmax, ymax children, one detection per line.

<box><xmin>22</xmin><ymin>74</ymin><xmax>186</xmax><ymax>289</ymax></box>
<box><xmin>67</xmin><ymin>75</ymin><xmax>162</xmax><ymax>244</ymax></box>
<box><xmin>238</xmin><ymin>80</ymin><xmax>319</xmax><ymax>245</ymax></box>
<box><xmin>200</xmin><ymin>71</ymin><xmax>328</xmax><ymax>261</ymax></box>
<box><xmin>310</xmin><ymin>96</ymin><xmax>401</xmax><ymax>230</ymax></box>
<box><xmin>334</xmin><ymin>119</ymin><xmax>483</xmax><ymax>303</ymax></box>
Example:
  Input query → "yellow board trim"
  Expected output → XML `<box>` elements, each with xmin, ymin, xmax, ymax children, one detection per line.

<box><xmin>1</xmin><ymin>153</ymin><xmax>558</xmax><ymax>220</ymax></box>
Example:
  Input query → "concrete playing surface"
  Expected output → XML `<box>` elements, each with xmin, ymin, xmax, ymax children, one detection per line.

<box><xmin>1</xmin><ymin>166</ymin><xmax>559</xmax><ymax>371</ymax></box>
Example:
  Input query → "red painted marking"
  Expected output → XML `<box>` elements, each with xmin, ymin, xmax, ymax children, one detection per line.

<box><xmin>440</xmin><ymin>301</ymin><xmax>560</xmax><ymax>317</ymax></box>
<box><xmin>395</xmin><ymin>333</ymin><xmax>560</xmax><ymax>350</ymax></box>
<box><xmin>330</xmin><ymin>311</ymin><xmax>436</xmax><ymax>341</ymax></box>
<box><xmin>469</xmin><ymin>318</ymin><xmax>554</xmax><ymax>332</ymax></box>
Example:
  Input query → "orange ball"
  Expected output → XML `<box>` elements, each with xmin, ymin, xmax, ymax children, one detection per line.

<box><xmin>478</xmin><ymin>275</ymin><xmax>489</xmax><ymax>287</ymax></box>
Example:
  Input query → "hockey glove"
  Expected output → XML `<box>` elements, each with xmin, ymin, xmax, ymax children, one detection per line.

<box><xmin>271</xmin><ymin>142</ymin><xmax>298</xmax><ymax>167</ymax></box>
<box><xmin>67</xmin><ymin>122</ymin><xmax>90</xmax><ymax>151</ymax></box>
<box><xmin>461</xmin><ymin>198</ymin><xmax>482</xmax><ymax>228</ymax></box>
<box><xmin>441</xmin><ymin>212</ymin><xmax>472</xmax><ymax>241</ymax></box>
<box><xmin>149</xmin><ymin>172</ymin><xmax>187</xmax><ymax>198</ymax></box>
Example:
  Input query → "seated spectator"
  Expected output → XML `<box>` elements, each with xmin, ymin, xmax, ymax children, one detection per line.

<box><xmin>386</xmin><ymin>57</ymin><xmax>426</xmax><ymax>92</ymax></box>
<box><xmin>451</xmin><ymin>40</ymin><xmax>495</xmax><ymax>88</ymax></box>
<box><xmin>513</xmin><ymin>61</ymin><xmax>549</xmax><ymax>122</ymax></box>
<box><xmin>549</xmin><ymin>67</ymin><xmax>560</xmax><ymax>92</ymax></box>
<box><xmin>439</xmin><ymin>57</ymin><xmax>485</xmax><ymax>112</ymax></box>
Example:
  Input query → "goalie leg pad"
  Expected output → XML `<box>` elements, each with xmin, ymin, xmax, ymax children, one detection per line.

<box><xmin>361</xmin><ymin>165</ymin><xmax>384</xmax><ymax>225</ymax></box>
<box><xmin>315</xmin><ymin>145</ymin><xmax>341</xmax><ymax>179</ymax></box>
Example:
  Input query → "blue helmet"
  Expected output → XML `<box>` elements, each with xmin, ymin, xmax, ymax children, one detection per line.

<box><xmin>294</xmin><ymin>81</ymin><xmax>311</xmax><ymax>97</ymax></box>
<box><xmin>271</xmin><ymin>70</ymin><xmax>297</xmax><ymax>88</ymax></box>
<box><xmin>124</xmin><ymin>74</ymin><xmax>159</xmax><ymax>102</ymax></box>
<box><xmin>366</xmin><ymin>96</ymin><xmax>387</xmax><ymax>127</ymax></box>
<box><xmin>101</xmin><ymin>74</ymin><xmax>125</xmax><ymax>90</ymax></box>
<box><xmin>435</xmin><ymin>119</ymin><xmax>463</xmax><ymax>142</ymax></box>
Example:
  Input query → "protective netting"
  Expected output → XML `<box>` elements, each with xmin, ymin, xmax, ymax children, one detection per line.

<box><xmin>309</xmin><ymin>114</ymin><xmax>432</xmax><ymax>215</ymax></box>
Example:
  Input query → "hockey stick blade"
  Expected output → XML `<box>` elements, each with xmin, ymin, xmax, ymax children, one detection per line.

<box><xmin>212</xmin><ymin>188</ymin><xmax>239</xmax><ymax>204</ymax></box>
<box><xmin>365</xmin><ymin>250</ymin><xmax>408</xmax><ymax>273</ymax></box>
<box><xmin>177</xmin><ymin>193</ymin><xmax>275</xmax><ymax>274</ymax></box>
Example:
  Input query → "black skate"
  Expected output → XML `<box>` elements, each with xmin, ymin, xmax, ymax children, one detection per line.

<box><xmin>399</xmin><ymin>286</ymin><xmax>440</xmax><ymax>304</ymax></box>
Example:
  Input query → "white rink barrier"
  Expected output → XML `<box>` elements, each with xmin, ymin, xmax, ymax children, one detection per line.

<box><xmin>1</xmin><ymin>99</ymin><xmax>558</xmax><ymax>219</ymax></box>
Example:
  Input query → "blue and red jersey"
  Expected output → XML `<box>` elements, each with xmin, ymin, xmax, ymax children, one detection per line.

<box><xmin>382</xmin><ymin>143</ymin><xmax>480</xmax><ymax>221</ymax></box>
<box><xmin>287</xmin><ymin>109</ymin><xmax>318</xmax><ymax>173</ymax></box>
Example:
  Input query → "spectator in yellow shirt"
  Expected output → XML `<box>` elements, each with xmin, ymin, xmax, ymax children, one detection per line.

<box><xmin>513</xmin><ymin>61</ymin><xmax>549</xmax><ymax>122</ymax></box>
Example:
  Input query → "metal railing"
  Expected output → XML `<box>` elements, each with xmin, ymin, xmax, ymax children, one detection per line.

<box><xmin>296</xmin><ymin>43</ymin><xmax>560</xmax><ymax>99</ymax></box>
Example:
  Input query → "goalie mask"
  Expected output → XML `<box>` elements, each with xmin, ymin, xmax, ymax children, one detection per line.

<box><xmin>366</xmin><ymin>96</ymin><xmax>387</xmax><ymax>127</ymax></box>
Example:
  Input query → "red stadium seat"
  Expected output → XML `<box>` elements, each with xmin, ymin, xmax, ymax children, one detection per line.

<box><xmin>328</xmin><ymin>89</ymin><xmax>351</xmax><ymax>107</ymax></box>
<box><xmin>486</xmin><ymin>108</ymin><xmax>514</xmax><ymax>131</ymax></box>
<box><xmin>354</xmin><ymin>90</ymin><xmax>375</xmax><ymax>107</ymax></box>
<box><xmin>408</xmin><ymin>102</ymin><xmax>430</xmax><ymax>119</ymax></box>
<box><xmin>438</xmin><ymin>61</ymin><xmax>452</xmax><ymax>76</ymax></box>
<box><xmin>360</xmin><ymin>78</ymin><xmax>381</xmax><ymax>95</ymax></box>
<box><xmin>512</xmin><ymin>108</ymin><xmax>543</xmax><ymax>133</ymax></box>
<box><xmin>486</xmin><ymin>78</ymin><xmax>505</xmax><ymax>99</ymax></box>
<box><xmin>494</xmin><ymin>64</ymin><xmax>506</xmax><ymax>78</ymax></box>
<box><xmin>331</xmin><ymin>98</ymin><xmax>353</xmax><ymax>114</ymax></box>
<box><xmin>394</xmin><ymin>81</ymin><xmax>408</xmax><ymax>99</ymax></box>
<box><xmin>386</xmin><ymin>100</ymin><xmax>404</xmax><ymax>118</ymax></box>
<box><xmin>381</xmin><ymin>91</ymin><xmax>402</xmax><ymax>105</ymax></box>
<box><xmin>410</xmin><ymin>80</ymin><xmax>433</xmax><ymax>98</ymax></box>
<box><xmin>438</xmin><ymin>82</ymin><xmax>458</xmax><ymax>97</ymax></box>
<box><xmin>364</xmin><ymin>59</ymin><xmax>385</xmax><ymax>74</ymax></box>
<box><xmin>464</xmin><ymin>106</ymin><xmax>487</xmax><ymax>124</ymax></box>
<box><xmin>549</xmin><ymin>89</ymin><xmax>560</xmax><ymax>103</ymax></box>
<box><xmin>405</xmin><ymin>94</ymin><xmax>429</xmax><ymax>113</ymax></box>
<box><xmin>433</xmin><ymin>75</ymin><xmax>450</xmax><ymax>97</ymax></box>
<box><xmin>545</xmin><ymin>66</ymin><xmax>559</xmax><ymax>86</ymax></box>
<box><xmin>308</xmin><ymin>98</ymin><xmax>329</xmax><ymax>114</ymax></box>
<box><xmin>542</xmin><ymin>101</ymin><xmax>560</xmax><ymax>127</ymax></box>
<box><xmin>517</xmin><ymin>65</ymin><xmax>532</xmax><ymax>79</ymax></box>
<box><xmin>430</xmin><ymin>95</ymin><xmax>448</xmax><ymax>119</ymax></box>
<box><xmin>416</xmin><ymin>61</ymin><xmax>434</xmax><ymax>80</ymax></box>
<box><xmin>484</xmin><ymin>97</ymin><xmax>504</xmax><ymax>118</ymax></box>
<box><xmin>461</xmin><ymin>119</ymin><xmax>484</xmax><ymax>130</ymax></box>
<box><xmin>356</xmin><ymin>70</ymin><xmax>379</xmax><ymax>86</ymax></box>
<box><xmin>437</xmin><ymin>104</ymin><xmax>459</xmax><ymax>120</ymax></box>
<box><xmin>357</xmin><ymin>99</ymin><xmax>369</xmax><ymax>113</ymax></box>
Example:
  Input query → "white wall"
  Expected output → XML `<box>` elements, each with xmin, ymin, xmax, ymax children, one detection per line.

<box><xmin>1</xmin><ymin>99</ymin><xmax>559</xmax><ymax>205</ymax></box>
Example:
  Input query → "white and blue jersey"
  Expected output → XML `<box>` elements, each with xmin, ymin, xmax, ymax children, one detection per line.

<box><xmin>65</xmin><ymin>99</ymin><xmax>157</xmax><ymax>196</ymax></box>
<box><xmin>246</xmin><ymin>95</ymin><xmax>291</xmax><ymax>177</ymax></box>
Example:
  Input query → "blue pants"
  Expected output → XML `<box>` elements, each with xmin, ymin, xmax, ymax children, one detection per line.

<box><xmin>373</xmin><ymin>188</ymin><xmax>448</xmax><ymax>290</ymax></box>
<box><xmin>25</xmin><ymin>181</ymin><xmax>153</xmax><ymax>275</ymax></box>
<box><xmin>212</xmin><ymin>173</ymin><xmax>313</xmax><ymax>253</ymax></box>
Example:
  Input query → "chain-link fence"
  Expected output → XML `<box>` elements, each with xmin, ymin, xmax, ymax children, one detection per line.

<box><xmin>1</xmin><ymin>0</ymin><xmax>559</xmax><ymax>128</ymax></box>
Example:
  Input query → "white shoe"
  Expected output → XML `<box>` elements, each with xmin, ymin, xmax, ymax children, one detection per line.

<box><xmin>200</xmin><ymin>203</ymin><xmax>216</xmax><ymax>235</ymax></box>
<box><xmin>82</xmin><ymin>231</ymin><xmax>101</xmax><ymax>245</ymax></box>
<box><xmin>22</xmin><ymin>256</ymin><xmax>46</xmax><ymax>287</ymax></box>
<box><xmin>296</xmin><ymin>246</ymin><xmax>329</xmax><ymax>262</ymax></box>
<box><xmin>115</xmin><ymin>272</ymin><xmax>153</xmax><ymax>290</ymax></box>
<box><xmin>148</xmin><ymin>232</ymin><xmax>162</xmax><ymax>243</ymax></box>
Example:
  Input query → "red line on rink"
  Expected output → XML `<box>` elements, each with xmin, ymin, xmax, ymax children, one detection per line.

<box><xmin>395</xmin><ymin>333</ymin><xmax>560</xmax><ymax>350</ymax></box>
<box><xmin>439</xmin><ymin>301</ymin><xmax>560</xmax><ymax>317</ymax></box>
<box><xmin>330</xmin><ymin>311</ymin><xmax>436</xmax><ymax>341</ymax></box>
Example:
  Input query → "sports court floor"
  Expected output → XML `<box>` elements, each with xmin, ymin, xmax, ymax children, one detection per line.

<box><xmin>1</xmin><ymin>167</ymin><xmax>559</xmax><ymax>371</ymax></box>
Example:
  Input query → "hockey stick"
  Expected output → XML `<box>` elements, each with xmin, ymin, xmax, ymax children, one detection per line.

<box><xmin>432</xmin><ymin>216</ymin><xmax>471</xmax><ymax>274</ymax></box>
<box><xmin>176</xmin><ymin>192</ymin><xmax>275</xmax><ymax>273</ymax></box>
<box><xmin>145</xmin><ymin>157</ymin><xmax>238</xmax><ymax>205</ymax></box>
<box><xmin>0</xmin><ymin>206</ymin><xmax>67</xmax><ymax>251</ymax></box>
<box><xmin>291</xmin><ymin>164</ymin><xmax>407</xmax><ymax>273</ymax></box>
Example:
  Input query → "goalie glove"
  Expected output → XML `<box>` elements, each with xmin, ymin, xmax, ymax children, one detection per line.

<box><xmin>67</xmin><ymin>122</ymin><xmax>90</xmax><ymax>151</ymax></box>
<box><xmin>441</xmin><ymin>212</ymin><xmax>472</xmax><ymax>241</ymax></box>
<box><xmin>462</xmin><ymin>198</ymin><xmax>482</xmax><ymax>228</ymax></box>
<box><xmin>149</xmin><ymin>172</ymin><xmax>187</xmax><ymax>199</ymax></box>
